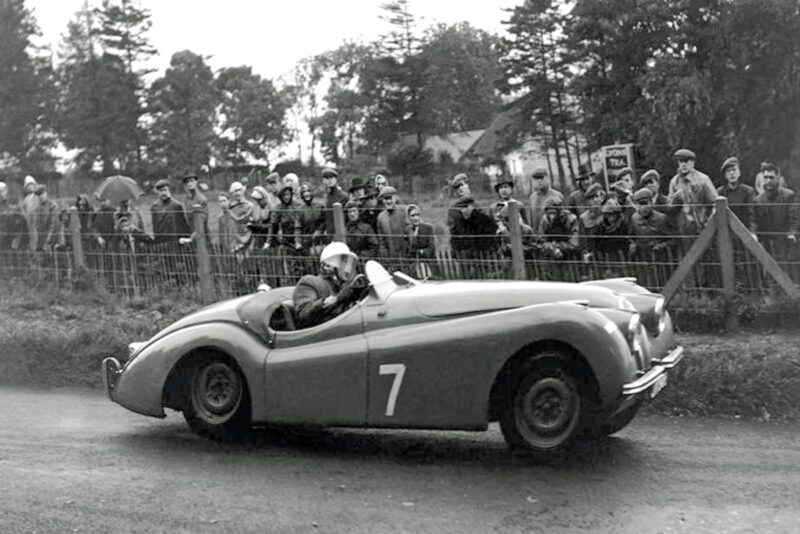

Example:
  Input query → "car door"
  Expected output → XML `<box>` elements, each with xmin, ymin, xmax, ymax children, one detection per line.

<box><xmin>262</xmin><ymin>303</ymin><xmax>368</xmax><ymax>426</ymax></box>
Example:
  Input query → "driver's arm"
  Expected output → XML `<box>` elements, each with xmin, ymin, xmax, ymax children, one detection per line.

<box><xmin>292</xmin><ymin>275</ymin><xmax>335</xmax><ymax>329</ymax></box>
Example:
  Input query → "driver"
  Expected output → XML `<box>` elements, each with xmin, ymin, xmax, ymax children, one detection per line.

<box><xmin>293</xmin><ymin>242</ymin><xmax>368</xmax><ymax>329</ymax></box>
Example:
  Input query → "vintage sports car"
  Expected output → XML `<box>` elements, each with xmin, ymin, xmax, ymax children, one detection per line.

<box><xmin>102</xmin><ymin>260</ymin><xmax>684</xmax><ymax>458</ymax></box>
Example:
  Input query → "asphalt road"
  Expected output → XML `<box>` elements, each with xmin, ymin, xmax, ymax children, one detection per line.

<box><xmin>1</xmin><ymin>387</ymin><xmax>798</xmax><ymax>534</ymax></box>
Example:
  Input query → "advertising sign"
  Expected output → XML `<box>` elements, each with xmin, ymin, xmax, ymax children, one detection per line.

<box><xmin>601</xmin><ymin>144</ymin><xmax>635</xmax><ymax>189</ymax></box>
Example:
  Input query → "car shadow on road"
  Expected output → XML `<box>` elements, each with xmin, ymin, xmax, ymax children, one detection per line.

<box><xmin>121</xmin><ymin>420</ymin><xmax>643</xmax><ymax>471</ymax></box>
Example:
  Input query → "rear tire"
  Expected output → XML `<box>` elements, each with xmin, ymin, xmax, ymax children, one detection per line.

<box><xmin>499</xmin><ymin>352</ymin><xmax>596</xmax><ymax>458</ymax></box>
<box><xmin>183</xmin><ymin>355</ymin><xmax>251</xmax><ymax>441</ymax></box>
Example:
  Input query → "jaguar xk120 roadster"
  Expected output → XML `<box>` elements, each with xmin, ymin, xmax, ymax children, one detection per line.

<box><xmin>102</xmin><ymin>260</ymin><xmax>684</xmax><ymax>458</ymax></box>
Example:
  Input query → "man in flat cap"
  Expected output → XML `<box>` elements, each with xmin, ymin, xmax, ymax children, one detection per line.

<box><xmin>179</xmin><ymin>174</ymin><xmax>210</xmax><ymax>245</ymax></box>
<box><xmin>151</xmin><ymin>179</ymin><xmax>190</xmax><ymax>244</ymax></box>
<box><xmin>716</xmin><ymin>157</ymin><xmax>756</xmax><ymax>231</ymax></box>
<box><xmin>567</xmin><ymin>164</ymin><xmax>595</xmax><ymax>216</ymax></box>
<box><xmin>528</xmin><ymin>166</ymin><xmax>563</xmax><ymax>236</ymax></box>
<box><xmin>539</xmin><ymin>197</ymin><xmax>580</xmax><ymax>260</ymax></box>
<box><xmin>578</xmin><ymin>182</ymin><xmax>607</xmax><ymax>254</ymax></box>
<box><xmin>490</xmin><ymin>176</ymin><xmax>527</xmax><ymax>225</ymax></box>
<box><xmin>667</xmin><ymin>148</ymin><xmax>718</xmax><ymax>235</ymax></box>
<box><xmin>449</xmin><ymin>195</ymin><xmax>498</xmax><ymax>262</ymax></box>
<box><xmin>609</xmin><ymin>180</ymin><xmax>636</xmax><ymax>223</ymax></box>
<box><xmin>630</xmin><ymin>187</ymin><xmax>671</xmax><ymax>256</ymax></box>
<box><xmin>344</xmin><ymin>199</ymin><xmax>379</xmax><ymax>258</ymax></box>
<box><xmin>227</xmin><ymin>181</ymin><xmax>256</xmax><ymax>256</ymax></box>
<box><xmin>446</xmin><ymin>173</ymin><xmax>472</xmax><ymax>227</ymax></box>
<box><xmin>322</xmin><ymin>167</ymin><xmax>348</xmax><ymax>241</ymax></box>
<box><xmin>376</xmin><ymin>186</ymin><xmax>407</xmax><ymax>264</ymax></box>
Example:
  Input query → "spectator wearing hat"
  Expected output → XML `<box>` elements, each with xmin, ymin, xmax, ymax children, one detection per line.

<box><xmin>578</xmin><ymin>183</ymin><xmax>607</xmax><ymax>253</ymax></box>
<box><xmin>716</xmin><ymin>157</ymin><xmax>756</xmax><ymax>231</ymax></box>
<box><xmin>283</xmin><ymin>173</ymin><xmax>300</xmax><ymax>196</ymax></box>
<box><xmin>248</xmin><ymin>185</ymin><xmax>274</xmax><ymax>248</ymax></box>
<box><xmin>92</xmin><ymin>196</ymin><xmax>116</xmax><ymax>248</ymax></box>
<box><xmin>21</xmin><ymin>175</ymin><xmax>40</xmax><ymax>251</ymax></box>
<box><xmin>405</xmin><ymin>204</ymin><xmax>435</xmax><ymax>260</ymax></box>
<box><xmin>151</xmin><ymin>179</ymin><xmax>190</xmax><ymax>245</ymax></box>
<box><xmin>630</xmin><ymin>187</ymin><xmax>671</xmax><ymax>256</ymax></box>
<box><xmin>667</xmin><ymin>148</ymin><xmax>718</xmax><ymax>235</ymax></box>
<box><xmin>495</xmin><ymin>201</ymin><xmax>534</xmax><ymax>257</ymax></box>
<box><xmin>449</xmin><ymin>195</ymin><xmax>498</xmax><ymax>258</ymax></box>
<box><xmin>446</xmin><ymin>173</ymin><xmax>472</xmax><ymax>227</ymax></box>
<box><xmin>490</xmin><ymin>176</ymin><xmax>527</xmax><ymax>224</ymax></box>
<box><xmin>33</xmin><ymin>185</ymin><xmax>60</xmax><ymax>251</ymax></box>
<box><xmin>374</xmin><ymin>174</ymin><xmax>389</xmax><ymax>210</ymax></box>
<box><xmin>595</xmin><ymin>198</ymin><xmax>631</xmax><ymax>256</ymax></box>
<box><xmin>539</xmin><ymin>197</ymin><xmax>580</xmax><ymax>260</ymax></box>
<box><xmin>754</xmin><ymin>161</ymin><xmax>789</xmax><ymax>195</ymax></box>
<box><xmin>322</xmin><ymin>167</ymin><xmax>348</xmax><ymax>240</ymax></box>
<box><xmin>179</xmin><ymin>174</ymin><xmax>210</xmax><ymax>246</ymax></box>
<box><xmin>753</xmin><ymin>162</ymin><xmax>798</xmax><ymax>255</ymax></box>
<box><xmin>528</xmin><ymin>166</ymin><xmax>563</xmax><ymax>236</ymax></box>
<box><xmin>359</xmin><ymin>186</ymin><xmax>381</xmax><ymax>232</ymax></box>
<box><xmin>348</xmin><ymin>178</ymin><xmax>368</xmax><ymax>204</ymax></box>
<box><xmin>376</xmin><ymin>186</ymin><xmax>407</xmax><ymax>262</ymax></box>
<box><xmin>227</xmin><ymin>181</ymin><xmax>256</xmax><ymax>255</ymax></box>
<box><xmin>345</xmin><ymin>200</ymin><xmax>379</xmax><ymax>258</ymax></box>
<box><xmin>0</xmin><ymin>181</ymin><xmax>27</xmax><ymax>251</ymax></box>
<box><xmin>263</xmin><ymin>172</ymin><xmax>281</xmax><ymax>203</ymax></box>
<box><xmin>639</xmin><ymin>170</ymin><xmax>669</xmax><ymax>214</ymax></box>
<box><xmin>609</xmin><ymin>180</ymin><xmax>636</xmax><ymax>223</ymax></box>
<box><xmin>265</xmin><ymin>183</ymin><xmax>302</xmax><ymax>251</ymax></box>
<box><xmin>296</xmin><ymin>183</ymin><xmax>325</xmax><ymax>255</ymax></box>
<box><xmin>567</xmin><ymin>164</ymin><xmax>595</xmax><ymax>216</ymax></box>
<box><xmin>615</xmin><ymin>167</ymin><xmax>636</xmax><ymax>192</ymax></box>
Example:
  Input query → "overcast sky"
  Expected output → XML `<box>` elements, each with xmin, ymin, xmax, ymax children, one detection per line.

<box><xmin>29</xmin><ymin>0</ymin><xmax>516</xmax><ymax>80</ymax></box>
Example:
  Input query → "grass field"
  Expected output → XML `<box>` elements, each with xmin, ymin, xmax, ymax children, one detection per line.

<box><xmin>1</xmin><ymin>283</ymin><xmax>798</xmax><ymax>422</ymax></box>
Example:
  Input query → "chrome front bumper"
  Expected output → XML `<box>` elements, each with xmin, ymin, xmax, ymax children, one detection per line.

<box><xmin>622</xmin><ymin>346</ymin><xmax>684</xmax><ymax>396</ymax></box>
<box><xmin>101</xmin><ymin>357</ymin><xmax>123</xmax><ymax>402</ymax></box>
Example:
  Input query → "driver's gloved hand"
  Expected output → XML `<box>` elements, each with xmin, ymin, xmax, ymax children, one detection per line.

<box><xmin>337</xmin><ymin>274</ymin><xmax>367</xmax><ymax>305</ymax></box>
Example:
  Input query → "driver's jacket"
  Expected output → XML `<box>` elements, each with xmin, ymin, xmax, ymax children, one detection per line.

<box><xmin>293</xmin><ymin>274</ymin><xmax>340</xmax><ymax>329</ymax></box>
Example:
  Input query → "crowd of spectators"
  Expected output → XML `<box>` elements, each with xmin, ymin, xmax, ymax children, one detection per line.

<box><xmin>1</xmin><ymin>147</ymin><xmax>798</xmax><ymax>284</ymax></box>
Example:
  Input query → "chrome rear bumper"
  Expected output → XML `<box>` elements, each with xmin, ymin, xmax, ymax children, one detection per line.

<box><xmin>101</xmin><ymin>357</ymin><xmax>122</xmax><ymax>402</ymax></box>
<box><xmin>623</xmin><ymin>346</ymin><xmax>684</xmax><ymax>396</ymax></box>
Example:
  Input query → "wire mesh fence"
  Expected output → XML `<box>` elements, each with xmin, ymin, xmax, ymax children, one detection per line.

<box><xmin>1</xmin><ymin>201</ymin><xmax>799</xmax><ymax>311</ymax></box>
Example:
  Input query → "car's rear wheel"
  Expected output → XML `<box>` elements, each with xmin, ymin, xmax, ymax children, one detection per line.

<box><xmin>183</xmin><ymin>355</ymin><xmax>251</xmax><ymax>441</ymax></box>
<box><xmin>499</xmin><ymin>352</ymin><xmax>595</xmax><ymax>458</ymax></box>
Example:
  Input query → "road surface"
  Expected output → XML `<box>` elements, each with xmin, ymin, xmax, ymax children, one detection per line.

<box><xmin>0</xmin><ymin>387</ymin><xmax>798</xmax><ymax>533</ymax></box>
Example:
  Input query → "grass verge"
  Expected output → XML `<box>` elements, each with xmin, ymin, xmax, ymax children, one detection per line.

<box><xmin>1</xmin><ymin>284</ymin><xmax>798</xmax><ymax>421</ymax></box>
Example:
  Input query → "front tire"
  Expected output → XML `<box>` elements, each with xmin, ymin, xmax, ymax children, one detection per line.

<box><xmin>183</xmin><ymin>356</ymin><xmax>251</xmax><ymax>441</ymax></box>
<box><xmin>499</xmin><ymin>352</ymin><xmax>596</xmax><ymax>458</ymax></box>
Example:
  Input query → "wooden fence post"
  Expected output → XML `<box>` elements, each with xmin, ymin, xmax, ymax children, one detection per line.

<box><xmin>333</xmin><ymin>202</ymin><xmax>346</xmax><ymax>243</ymax></box>
<box><xmin>715</xmin><ymin>197</ymin><xmax>737</xmax><ymax>329</ymax></box>
<box><xmin>194</xmin><ymin>211</ymin><xmax>214</xmax><ymax>305</ymax></box>
<box><xmin>68</xmin><ymin>206</ymin><xmax>85</xmax><ymax>269</ymax></box>
<box><xmin>506</xmin><ymin>202</ymin><xmax>526</xmax><ymax>280</ymax></box>
<box><xmin>662</xmin><ymin>211</ymin><xmax>718</xmax><ymax>305</ymax></box>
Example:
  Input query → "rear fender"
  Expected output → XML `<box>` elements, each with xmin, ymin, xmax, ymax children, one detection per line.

<box><xmin>114</xmin><ymin>322</ymin><xmax>268</xmax><ymax>419</ymax></box>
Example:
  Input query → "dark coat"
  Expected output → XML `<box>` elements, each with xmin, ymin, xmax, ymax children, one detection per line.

<box><xmin>151</xmin><ymin>198</ymin><xmax>190</xmax><ymax>243</ymax></box>
<box><xmin>753</xmin><ymin>187</ymin><xmax>798</xmax><ymax>237</ymax></box>
<box><xmin>405</xmin><ymin>222</ymin><xmax>435</xmax><ymax>259</ymax></box>
<box><xmin>0</xmin><ymin>200</ymin><xmax>27</xmax><ymax>250</ymax></box>
<box><xmin>324</xmin><ymin>186</ymin><xmax>349</xmax><ymax>236</ymax></box>
<box><xmin>717</xmin><ymin>183</ymin><xmax>756</xmax><ymax>230</ymax></box>
<box><xmin>292</xmin><ymin>273</ymin><xmax>340</xmax><ymax>329</ymax></box>
<box><xmin>346</xmin><ymin>220</ymin><xmax>379</xmax><ymax>258</ymax></box>
<box><xmin>450</xmin><ymin>210</ymin><xmax>498</xmax><ymax>256</ymax></box>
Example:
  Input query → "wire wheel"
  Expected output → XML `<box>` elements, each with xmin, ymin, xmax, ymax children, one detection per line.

<box><xmin>190</xmin><ymin>361</ymin><xmax>243</xmax><ymax>425</ymax></box>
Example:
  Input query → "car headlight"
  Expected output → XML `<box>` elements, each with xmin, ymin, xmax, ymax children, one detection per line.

<box><xmin>654</xmin><ymin>297</ymin><xmax>667</xmax><ymax>334</ymax></box>
<box><xmin>654</xmin><ymin>297</ymin><xmax>665</xmax><ymax>315</ymax></box>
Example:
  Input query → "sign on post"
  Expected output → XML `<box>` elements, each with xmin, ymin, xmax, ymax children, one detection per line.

<box><xmin>601</xmin><ymin>144</ymin><xmax>635</xmax><ymax>190</ymax></box>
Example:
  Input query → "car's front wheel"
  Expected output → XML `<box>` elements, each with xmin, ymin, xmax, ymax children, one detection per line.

<box><xmin>183</xmin><ymin>355</ymin><xmax>251</xmax><ymax>441</ymax></box>
<box><xmin>499</xmin><ymin>352</ymin><xmax>596</xmax><ymax>458</ymax></box>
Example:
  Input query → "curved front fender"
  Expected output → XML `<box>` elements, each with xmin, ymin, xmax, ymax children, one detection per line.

<box><xmin>114</xmin><ymin>322</ymin><xmax>268</xmax><ymax>419</ymax></box>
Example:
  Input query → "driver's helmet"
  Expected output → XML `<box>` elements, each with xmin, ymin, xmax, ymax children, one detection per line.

<box><xmin>319</xmin><ymin>242</ymin><xmax>359</xmax><ymax>282</ymax></box>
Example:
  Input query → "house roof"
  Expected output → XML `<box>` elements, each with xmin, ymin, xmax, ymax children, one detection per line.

<box><xmin>466</xmin><ymin>108</ymin><xmax>524</xmax><ymax>159</ymax></box>
<box><xmin>399</xmin><ymin>130</ymin><xmax>485</xmax><ymax>162</ymax></box>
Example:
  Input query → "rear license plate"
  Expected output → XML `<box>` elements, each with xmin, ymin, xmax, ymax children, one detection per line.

<box><xmin>650</xmin><ymin>374</ymin><xmax>668</xmax><ymax>399</ymax></box>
